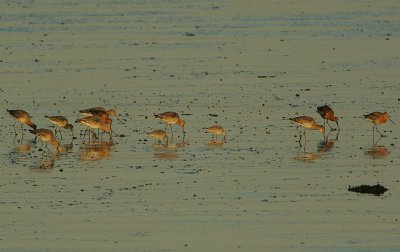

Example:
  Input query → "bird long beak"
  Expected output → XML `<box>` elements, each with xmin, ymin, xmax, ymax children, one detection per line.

<box><xmin>115</xmin><ymin>115</ymin><xmax>125</xmax><ymax>124</ymax></box>
<box><xmin>389</xmin><ymin>118</ymin><xmax>396</xmax><ymax>124</ymax></box>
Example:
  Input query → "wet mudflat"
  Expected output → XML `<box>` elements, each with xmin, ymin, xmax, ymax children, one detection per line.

<box><xmin>1</xmin><ymin>0</ymin><xmax>400</xmax><ymax>251</ymax></box>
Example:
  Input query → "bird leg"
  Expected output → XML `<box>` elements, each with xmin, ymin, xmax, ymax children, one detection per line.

<box><xmin>375</xmin><ymin>125</ymin><xmax>385</xmax><ymax>137</ymax></box>
<box><xmin>45</xmin><ymin>143</ymin><xmax>50</xmax><ymax>152</ymax></box>
<box><xmin>58</xmin><ymin>128</ymin><xmax>63</xmax><ymax>140</ymax></box>
<box><xmin>326</xmin><ymin>120</ymin><xmax>334</xmax><ymax>131</ymax></box>
<box><xmin>20</xmin><ymin>124</ymin><xmax>24</xmax><ymax>138</ymax></box>
<box><xmin>12</xmin><ymin>122</ymin><xmax>18</xmax><ymax>135</ymax></box>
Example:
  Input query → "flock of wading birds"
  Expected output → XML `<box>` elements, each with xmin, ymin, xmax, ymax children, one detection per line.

<box><xmin>6</xmin><ymin>105</ymin><xmax>394</xmax><ymax>154</ymax></box>
<box><xmin>6</xmin><ymin>107</ymin><xmax>226</xmax><ymax>154</ymax></box>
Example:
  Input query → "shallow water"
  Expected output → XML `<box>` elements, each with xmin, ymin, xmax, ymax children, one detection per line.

<box><xmin>1</xmin><ymin>0</ymin><xmax>400</xmax><ymax>251</ymax></box>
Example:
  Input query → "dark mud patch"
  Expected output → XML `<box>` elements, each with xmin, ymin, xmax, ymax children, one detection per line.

<box><xmin>348</xmin><ymin>184</ymin><xmax>388</xmax><ymax>196</ymax></box>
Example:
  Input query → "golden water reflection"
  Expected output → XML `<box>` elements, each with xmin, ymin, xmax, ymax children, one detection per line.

<box><xmin>79</xmin><ymin>141</ymin><xmax>113</xmax><ymax>161</ymax></box>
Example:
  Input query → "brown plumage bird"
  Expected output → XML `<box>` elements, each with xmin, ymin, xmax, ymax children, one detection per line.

<box><xmin>290</xmin><ymin>116</ymin><xmax>325</xmax><ymax>143</ymax></box>
<box><xmin>317</xmin><ymin>105</ymin><xmax>339</xmax><ymax>131</ymax></box>
<box><xmin>147</xmin><ymin>130</ymin><xmax>169</xmax><ymax>145</ymax></box>
<box><xmin>363</xmin><ymin>112</ymin><xmax>394</xmax><ymax>137</ymax></box>
<box><xmin>29</xmin><ymin>128</ymin><xmax>60</xmax><ymax>153</ymax></box>
<box><xmin>7</xmin><ymin>109</ymin><xmax>37</xmax><ymax>135</ymax></box>
<box><xmin>45</xmin><ymin>115</ymin><xmax>74</xmax><ymax>139</ymax></box>
<box><xmin>154</xmin><ymin>111</ymin><xmax>185</xmax><ymax>136</ymax></box>
<box><xmin>205</xmin><ymin>125</ymin><xmax>226</xmax><ymax>142</ymax></box>
<box><xmin>79</xmin><ymin>107</ymin><xmax>116</xmax><ymax>117</ymax></box>
<box><xmin>75</xmin><ymin>116</ymin><xmax>112</xmax><ymax>140</ymax></box>
<box><xmin>79</xmin><ymin>107</ymin><xmax>124</xmax><ymax>123</ymax></box>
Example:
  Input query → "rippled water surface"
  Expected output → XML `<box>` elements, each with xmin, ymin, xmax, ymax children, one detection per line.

<box><xmin>1</xmin><ymin>0</ymin><xmax>400</xmax><ymax>251</ymax></box>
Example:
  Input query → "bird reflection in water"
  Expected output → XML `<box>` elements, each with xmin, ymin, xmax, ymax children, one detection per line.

<box><xmin>31</xmin><ymin>155</ymin><xmax>56</xmax><ymax>170</ymax></box>
<box><xmin>295</xmin><ymin>151</ymin><xmax>320</xmax><ymax>162</ymax></box>
<box><xmin>365</xmin><ymin>137</ymin><xmax>389</xmax><ymax>159</ymax></box>
<box><xmin>317</xmin><ymin>130</ymin><xmax>339</xmax><ymax>153</ymax></box>
<box><xmin>12</xmin><ymin>137</ymin><xmax>31</xmax><ymax>153</ymax></box>
<box><xmin>57</xmin><ymin>141</ymin><xmax>74</xmax><ymax>154</ymax></box>
<box><xmin>79</xmin><ymin>141</ymin><xmax>113</xmax><ymax>161</ymax></box>
<box><xmin>296</xmin><ymin>131</ymin><xmax>339</xmax><ymax>162</ymax></box>
<box><xmin>205</xmin><ymin>140</ymin><xmax>225</xmax><ymax>148</ymax></box>
<box><xmin>151</xmin><ymin>139</ymin><xmax>187</xmax><ymax>159</ymax></box>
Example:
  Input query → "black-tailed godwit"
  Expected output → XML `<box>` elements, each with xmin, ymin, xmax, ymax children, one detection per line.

<box><xmin>363</xmin><ymin>112</ymin><xmax>394</xmax><ymax>137</ymax></box>
<box><xmin>154</xmin><ymin>111</ymin><xmax>185</xmax><ymax>136</ymax></box>
<box><xmin>290</xmin><ymin>116</ymin><xmax>325</xmax><ymax>143</ymax></box>
<box><xmin>29</xmin><ymin>128</ymin><xmax>60</xmax><ymax>153</ymax></box>
<box><xmin>75</xmin><ymin>116</ymin><xmax>112</xmax><ymax>140</ymax></box>
<box><xmin>7</xmin><ymin>109</ymin><xmax>37</xmax><ymax>135</ymax></box>
<box><xmin>80</xmin><ymin>107</ymin><xmax>124</xmax><ymax>123</ymax></box>
<box><xmin>317</xmin><ymin>105</ymin><xmax>340</xmax><ymax>131</ymax></box>
<box><xmin>147</xmin><ymin>130</ymin><xmax>169</xmax><ymax>145</ymax></box>
<box><xmin>45</xmin><ymin>115</ymin><xmax>74</xmax><ymax>139</ymax></box>
<box><xmin>205</xmin><ymin>125</ymin><xmax>226</xmax><ymax>142</ymax></box>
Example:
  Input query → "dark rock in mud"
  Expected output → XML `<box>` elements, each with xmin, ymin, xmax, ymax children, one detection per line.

<box><xmin>348</xmin><ymin>184</ymin><xmax>388</xmax><ymax>196</ymax></box>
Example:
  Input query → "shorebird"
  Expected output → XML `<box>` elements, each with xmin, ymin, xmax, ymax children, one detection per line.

<box><xmin>75</xmin><ymin>116</ymin><xmax>112</xmax><ymax>141</ymax></box>
<box><xmin>29</xmin><ymin>128</ymin><xmax>60</xmax><ymax>153</ymax></box>
<box><xmin>317</xmin><ymin>105</ymin><xmax>340</xmax><ymax>131</ymax></box>
<box><xmin>147</xmin><ymin>130</ymin><xmax>169</xmax><ymax>145</ymax></box>
<box><xmin>363</xmin><ymin>112</ymin><xmax>394</xmax><ymax>137</ymax></box>
<box><xmin>80</xmin><ymin>107</ymin><xmax>124</xmax><ymax>123</ymax></box>
<box><xmin>290</xmin><ymin>116</ymin><xmax>325</xmax><ymax>143</ymax></box>
<box><xmin>7</xmin><ymin>109</ymin><xmax>37</xmax><ymax>135</ymax></box>
<box><xmin>205</xmin><ymin>125</ymin><xmax>226</xmax><ymax>142</ymax></box>
<box><xmin>154</xmin><ymin>111</ymin><xmax>185</xmax><ymax>136</ymax></box>
<box><xmin>45</xmin><ymin>115</ymin><xmax>74</xmax><ymax>139</ymax></box>
<box><xmin>80</xmin><ymin>107</ymin><xmax>114</xmax><ymax>116</ymax></box>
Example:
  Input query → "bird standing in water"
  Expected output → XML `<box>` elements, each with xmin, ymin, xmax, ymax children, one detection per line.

<box><xmin>205</xmin><ymin>125</ymin><xmax>226</xmax><ymax>142</ymax></box>
<box><xmin>147</xmin><ymin>130</ymin><xmax>169</xmax><ymax>145</ymax></box>
<box><xmin>317</xmin><ymin>105</ymin><xmax>340</xmax><ymax>131</ymax></box>
<box><xmin>363</xmin><ymin>112</ymin><xmax>394</xmax><ymax>137</ymax></box>
<box><xmin>154</xmin><ymin>111</ymin><xmax>185</xmax><ymax>137</ymax></box>
<box><xmin>75</xmin><ymin>116</ymin><xmax>113</xmax><ymax>141</ymax></box>
<box><xmin>290</xmin><ymin>116</ymin><xmax>325</xmax><ymax>144</ymax></box>
<box><xmin>45</xmin><ymin>115</ymin><xmax>74</xmax><ymax>139</ymax></box>
<box><xmin>7</xmin><ymin>109</ymin><xmax>37</xmax><ymax>136</ymax></box>
<box><xmin>29</xmin><ymin>128</ymin><xmax>60</xmax><ymax>153</ymax></box>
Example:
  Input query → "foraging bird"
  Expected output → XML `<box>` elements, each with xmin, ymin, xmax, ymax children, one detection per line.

<box><xmin>45</xmin><ymin>115</ymin><xmax>74</xmax><ymax>139</ymax></box>
<box><xmin>290</xmin><ymin>116</ymin><xmax>325</xmax><ymax>144</ymax></box>
<box><xmin>80</xmin><ymin>107</ymin><xmax>115</xmax><ymax>116</ymax></box>
<box><xmin>154</xmin><ymin>111</ymin><xmax>185</xmax><ymax>136</ymax></box>
<box><xmin>75</xmin><ymin>116</ymin><xmax>112</xmax><ymax>140</ymax></box>
<box><xmin>80</xmin><ymin>107</ymin><xmax>124</xmax><ymax>123</ymax></box>
<box><xmin>363</xmin><ymin>112</ymin><xmax>394</xmax><ymax>137</ymax></box>
<box><xmin>147</xmin><ymin>130</ymin><xmax>169</xmax><ymax>145</ymax></box>
<box><xmin>205</xmin><ymin>125</ymin><xmax>226</xmax><ymax>142</ymax></box>
<box><xmin>29</xmin><ymin>128</ymin><xmax>60</xmax><ymax>153</ymax></box>
<box><xmin>7</xmin><ymin>109</ymin><xmax>37</xmax><ymax>135</ymax></box>
<box><xmin>317</xmin><ymin>105</ymin><xmax>339</xmax><ymax>131</ymax></box>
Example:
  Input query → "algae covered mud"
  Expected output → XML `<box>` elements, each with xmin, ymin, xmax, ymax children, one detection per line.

<box><xmin>1</xmin><ymin>0</ymin><xmax>400</xmax><ymax>251</ymax></box>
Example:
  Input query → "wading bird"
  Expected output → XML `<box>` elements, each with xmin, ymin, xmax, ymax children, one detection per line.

<box><xmin>147</xmin><ymin>130</ymin><xmax>169</xmax><ymax>145</ymax></box>
<box><xmin>45</xmin><ymin>115</ymin><xmax>74</xmax><ymax>139</ymax></box>
<box><xmin>205</xmin><ymin>125</ymin><xmax>226</xmax><ymax>142</ymax></box>
<box><xmin>75</xmin><ymin>116</ymin><xmax>112</xmax><ymax>141</ymax></box>
<box><xmin>154</xmin><ymin>111</ymin><xmax>185</xmax><ymax>137</ymax></box>
<box><xmin>29</xmin><ymin>128</ymin><xmax>60</xmax><ymax>153</ymax></box>
<box><xmin>290</xmin><ymin>116</ymin><xmax>325</xmax><ymax>144</ymax></box>
<box><xmin>363</xmin><ymin>112</ymin><xmax>394</xmax><ymax>137</ymax></box>
<box><xmin>317</xmin><ymin>105</ymin><xmax>339</xmax><ymax>131</ymax></box>
<box><xmin>7</xmin><ymin>109</ymin><xmax>37</xmax><ymax>136</ymax></box>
